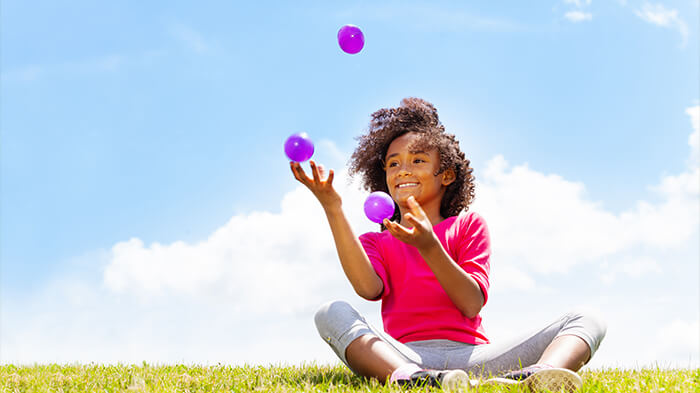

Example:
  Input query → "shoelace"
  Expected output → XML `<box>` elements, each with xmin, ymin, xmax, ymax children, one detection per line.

<box><xmin>396</xmin><ymin>370</ymin><xmax>444</xmax><ymax>387</ymax></box>
<box><xmin>502</xmin><ymin>364</ymin><xmax>554</xmax><ymax>381</ymax></box>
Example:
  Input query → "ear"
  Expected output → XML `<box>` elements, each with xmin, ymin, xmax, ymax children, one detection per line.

<box><xmin>441</xmin><ymin>168</ymin><xmax>456</xmax><ymax>186</ymax></box>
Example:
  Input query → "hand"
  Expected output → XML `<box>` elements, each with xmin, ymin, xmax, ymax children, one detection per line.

<box><xmin>383</xmin><ymin>196</ymin><xmax>439</xmax><ymax>251</ymax></box>
<box><xmin>290</xmin><ymin>160</ymin><xmax>341</xmax><ymax>209</ymax></box>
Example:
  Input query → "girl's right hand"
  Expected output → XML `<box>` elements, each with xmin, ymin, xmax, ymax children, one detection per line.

<box><xmin>290</xmin><ymin>160</ymin><xmax>341</xmax><ymax>209</ymax></box>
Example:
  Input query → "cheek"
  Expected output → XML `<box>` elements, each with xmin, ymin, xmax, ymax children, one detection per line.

<box><xmin>384</xmin><ymin>176</ymin><xmax>395</xmax><ymax>196</ymax></box>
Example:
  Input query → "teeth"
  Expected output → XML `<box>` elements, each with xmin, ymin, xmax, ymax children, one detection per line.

<box><xmin>397</xmin><ymin>183</ymin><xmax>418</xmax><ymax>188</ymax></box>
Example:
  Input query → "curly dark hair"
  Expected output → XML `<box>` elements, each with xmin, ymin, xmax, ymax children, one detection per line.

<box><xmin>349</xmin><ymin>97</ymin><xmax>476</xmax><ymax>226</ymax></box>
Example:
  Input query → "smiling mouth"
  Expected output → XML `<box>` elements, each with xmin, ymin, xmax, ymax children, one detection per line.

<box><xmin>396</xmin><ymin>182</ymin><xmax>419</xmax><ymax>189</ymax></box>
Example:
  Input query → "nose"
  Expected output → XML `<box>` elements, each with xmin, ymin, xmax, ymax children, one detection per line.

<box><xmin>396</xmin><ymin>162</ymin><xmax>412</xmax><ymax>176</ymax></box>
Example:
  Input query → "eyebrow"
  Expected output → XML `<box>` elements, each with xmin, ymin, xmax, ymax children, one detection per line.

<box><xmin>385</xmin><ymin>150</ymin><xmax>428</xmax><ymax>160</ymax></box>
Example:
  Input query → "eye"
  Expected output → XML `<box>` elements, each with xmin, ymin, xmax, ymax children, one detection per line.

<box><xmin>413</xmin><ymin>158</ymin><xmax>426</xmax><ymax>164</ymax></box>
<box><xmin>387</xmin><ymin>161</ymin><xmax>399</xmax><ymax>167</ymax></box>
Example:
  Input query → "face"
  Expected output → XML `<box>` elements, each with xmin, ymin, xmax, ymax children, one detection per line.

<box><xmin>384</xmin><ymin>132</ymin><xmax>455</xmax><ymax>213</ymax></box>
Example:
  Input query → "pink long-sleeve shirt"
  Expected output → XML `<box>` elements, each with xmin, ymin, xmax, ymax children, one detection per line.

<box><xmin>359</xmin><ymin>211</ymin><xmax>491</xmax><ymax>344</ymax></box>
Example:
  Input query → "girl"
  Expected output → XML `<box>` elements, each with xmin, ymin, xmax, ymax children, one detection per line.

<box><xmin>290</xmin><ymin>98</ymin><xmax>606</xmax><ymax>392</ymax></box>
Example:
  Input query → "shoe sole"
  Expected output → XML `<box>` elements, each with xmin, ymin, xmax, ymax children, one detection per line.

<box><xmin>481</xmin><ymin>368</ymin><xmax>583</xmax><ymax>392</ymax></box>
<box><xmin>439</xmin><ymin>370</ymin><xmax>480</xmax><ymax>391</ymax></box>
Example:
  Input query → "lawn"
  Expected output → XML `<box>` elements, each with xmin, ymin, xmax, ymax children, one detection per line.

<box><xmin>1</xmin><ymin>363</ymin><xmax>697</xmax><ymax>392</ymax></box>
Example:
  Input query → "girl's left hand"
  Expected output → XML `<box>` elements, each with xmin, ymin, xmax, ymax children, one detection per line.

<box><xmin>383</xmin><ymin>196</ymin><xmax>439</xmax><ymax>251</ymax></box>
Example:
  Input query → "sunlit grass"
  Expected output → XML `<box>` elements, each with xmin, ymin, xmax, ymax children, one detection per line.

<box><xmin>1</xmin><ymin>363</ymin><xmax>698</xmax><ymax>392</ymax></box>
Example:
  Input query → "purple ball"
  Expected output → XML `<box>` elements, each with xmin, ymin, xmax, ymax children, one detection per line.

<box><xmin>337</xmin><ymin>24</ymin><xmax>365</xmax><ymax>54</ymax></box>
<box><xmin>284</xmin><ymin>132</ymin><xmax>314</xmax><ymax>162</ymax></box>
<box><xmin>364</xmin><ymin>191</ymin><xmax>395</xmax><ymax>224</ymax></box>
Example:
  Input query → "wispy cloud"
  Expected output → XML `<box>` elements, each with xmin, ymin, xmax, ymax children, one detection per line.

<box><xmin>562</xmin><ymin>0</ymin><xmax>593</xmax><ymax>23</ymax></box>
<box><xmin>167</xmin><ymin>23</ymin><xmax>219</xmax><ymax>54</ymax></box>
<box><xmin>634</xmin><ymin>3</ymin><xmax>689</xmax><ymax>45</ymax></box>
<box><xmin>564</xmin><ymin>0</ymin><xmax>592</xmax><ymax>6</ymax></box>
<box><xmin>0</xmin><ymin>50</ymin><xmax>165</xmax><ymax>84</ymax></box>
<box><xmin>564</xmin><ymin>11</ymin><xmax>593</xmax><ymax>22</ymax></box>
<box><xmin>337</xmin><ymin>4</ymin><xmax>522</xmax><ymax>33</ymax></box>
<box><xmin>0</xmin><ymin>65</ymin><xmax>44</xmax><ymax>83</ymax></box>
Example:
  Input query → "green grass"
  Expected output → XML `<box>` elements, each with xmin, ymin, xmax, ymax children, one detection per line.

<box><xmin>1</xmin><ymin>363</ymin><xmax>698</xmax><ymax>392</ymax></box>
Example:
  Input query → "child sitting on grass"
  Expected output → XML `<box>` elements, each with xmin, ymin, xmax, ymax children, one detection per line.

<box><xmin>290</xmin><ymin>97</ymin><xmax>606</xmax><ymax>392</ymax></box>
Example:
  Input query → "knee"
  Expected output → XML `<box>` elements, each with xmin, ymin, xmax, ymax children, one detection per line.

<box><xmin>569</xmin><ymin>309</ymin><xmax>607</xmax><ymax>336</ymax></box>
<box><xmin>314</xmin><ymin>300</ymin><xmax>357</xmax><ymax>336</ymax></box>
<box><xmin>566</xmin><ymin>308</ymin><xmax>608</xmax><ymax>349</ymax></box>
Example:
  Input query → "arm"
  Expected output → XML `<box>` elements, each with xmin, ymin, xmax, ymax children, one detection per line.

<box><xmin>383</xmin><ymin>196</ymin><xmax>484</xmax><ymax>318</ymax></box>
<box><xmin>416</xmin><ymin>239</ymin><xmax>484</xmax><ymax>318</ymax></box>
<box><xmin>290</xmin><ymin>161</ymin><xmax>383</xmax><ymax>300</ymax></box>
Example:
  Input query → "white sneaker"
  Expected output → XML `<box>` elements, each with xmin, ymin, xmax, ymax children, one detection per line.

<box><xmin>397</xmin><ymin>369</ymin><xmax>479</xmax><ymax>391</ymax></box>
<box><xmin>482</xmin><ymin>367</ymin><xmax>583</xmax><ymax>392</ymax></box>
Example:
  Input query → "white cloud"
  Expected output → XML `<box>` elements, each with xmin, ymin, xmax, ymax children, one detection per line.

<box><xmin>564</xmin><ymin>0</ymin><xmax>592</xmax><ymax>6</ymax></box>
<box><xmin>2</xmin><ymin>107</ymin><xmax>699</xmax><ymax>367</ymax></box>
<box><xmin>589</xmin><ymin>296</ymin><xmax>698</xmax><ymax>369</ymax></box>
<box><xmin>103</xmin><ymin>164</ymin><xmax>376</xmax><ymax>314</ymax></box>
<box><xmin>563</xmin><ymin>0</ymin><xmax>593</xmax><ymax>22</ymax></box>
<box><xmin>618</xmin><ymin>257</ymin><xmax>661</xmax><ymax>277</ymax></box>
<box><xmin>686</xmin><ymin>105</ymin><xmax>699</xmax><ymax>166</ymax></box>
<box><xmin>2</xmin><ymin>274</ymin><xmax>356</xmax><ymax>365</ymax></box>
<box><xmin>489</xmin><ymin>264</ymin><xmax>537</xmax><ymax>292</ymax></box>
<box><xmin>3</xmin><ymin>151</ymin><xmax>379</xmax><ymax>365</ymax></box>
<box><xmin>657</xmin><ymin>319</ymin><xmax>700</xmax><ymax>358</ymax></box>
<box><xmin>635</xmin><ymin>3</ymin><xmax>681</xmax><ymax>26</ymax></box>
<box><xmin>599</xmin><ymin>256</ymin><xmax>662</xmax><ymax>284</ymax></box>
<box><xmin>472</xmin><ymin>159</ymin><xmax>696</xmax><ymax>274</ymax></box>
<box><xmin>634</xmin><ymin>3</ymin><xmax>689</xmax><ymax>45</ymax></box>
<box><xmin>471</xmin><ymin>104</ymin><xmax>699</xmax><ymax>276</ymax></box>
<box><xmin>565</xmin><ymin>11</ymin><xmax>593</xmax><ymax>22</ymax></box>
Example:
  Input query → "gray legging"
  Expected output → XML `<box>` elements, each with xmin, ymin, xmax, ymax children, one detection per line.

<box><xmin>315</xmin><ymin>300</ymin><xmax>606</xmax><ymax>377</ymax></box>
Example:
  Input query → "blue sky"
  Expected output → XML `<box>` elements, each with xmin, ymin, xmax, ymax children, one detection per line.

<box><xmin>2</xmin><ymin>1</ymin><xmax>698</xmax><ymax>367</ymax></box>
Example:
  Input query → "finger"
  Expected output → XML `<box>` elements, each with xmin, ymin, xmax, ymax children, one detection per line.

<box><xmin>404</xmin><ymin>213</ymin><xmax>425</xmax><ymax>231</ymax></box>
<box><xmin>310</xmin><ymin>160</ymin><xmax>321</xmax><ymax>183</ymax></box>
<box><xmin>407</xmin><ymin>196</ymin><xmax>427</xmax><ymax>217</ymax></box>
<box><xmin>292</xmin><ymin>162</ymin><xmax>309</xmax><ymax>182</ymax></box>
<box><xmin>389</xmin><ymin>220</ymin><xmax>414</xmax><ymax>238</ymax></box>
<box><xmin>290</xmin><ymin>162</ymin><xmax>302</xmax><ymax>181</ymax></box>
<box><xmin>327</xmin><ymin>169</ymin><xmax>335</xmax><ymax>185</ymax></box>
<box><xmin>317</xmin><ymin>163</ymin><xmax>326</xmax><ymax>180</ymax></box>
<box><xmin>384</xmin><ymin>220</ymin><xmax>404</xmax><ymax>239</ymax></box>
<box><xmin>290</xmin><ymin>162</ymin><xmax>311</xmax><ymax>184</ymax></box>
<box><xmin>383</xmin><ymin>219</ymin><xmax>397</xmax><ymax>236</ymax></box>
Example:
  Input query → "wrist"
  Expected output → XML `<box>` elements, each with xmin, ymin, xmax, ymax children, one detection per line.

<box><xmin>322</xmin><ymin>201</ymin><xmax>344</xmax><ymax>216</ymax></box>
<box><xmin>417</xmin><ymin>233</ymin><xmax>442</xmax><ymax>255</ymax></box>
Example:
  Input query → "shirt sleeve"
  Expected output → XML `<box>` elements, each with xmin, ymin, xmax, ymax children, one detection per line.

<box><xmin>456</xmin><ymin>212</ymin><xmax>492</xmax><ymax>306</ymax></box>
<box><xmin>359</xmin><ymin>232</ymin><xmax>390</xmax><ymax>301</ymax></box>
